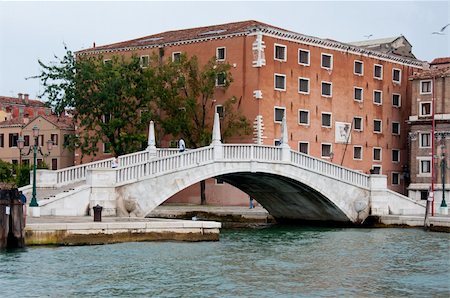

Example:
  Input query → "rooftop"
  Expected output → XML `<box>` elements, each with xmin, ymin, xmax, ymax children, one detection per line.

<box><xmin>0</xmin><ymin>114</ymin><xmax>74</xmax><ymax>130</ymax></box>
<box><xmin>348</xmin><ymin>36</ymin><xmax>401</xmax><ymax>47</ymax></box>
<box><xmin>0</xmin><ymin>95</ymin><xmax>46</xmax><ymax>108</ymax></box>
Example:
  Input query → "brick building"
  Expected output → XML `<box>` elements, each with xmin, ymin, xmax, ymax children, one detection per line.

<box><xmin>407</xmin><ymin>57</ymin><xmax>450</xmax><ymax>207</ymax></box>
<box><xmin>0</xmin><ymin>94</ymin><xmax>75</xmax><ymax>170</ymax></box>
<box><xmin>77</xmin><ymin>20</ymin><xmax>424</xmax><ymax>203</ymax></box>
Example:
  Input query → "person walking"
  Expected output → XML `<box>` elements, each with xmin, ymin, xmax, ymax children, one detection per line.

<box><xmin>249</xmin><ymin>197</ymin><xmax>254</xmax><ymax>209</ymax></box>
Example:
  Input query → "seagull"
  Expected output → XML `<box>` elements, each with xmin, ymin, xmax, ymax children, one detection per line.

<box><xmin>432</xmin><ymin>23</ymin><xmax>450</xmax><ymax>35</ymax></box>
<box><xmin>363</xmin><ymin>34</ymin><xmax>373</xmax><ymax>39</ymax></box>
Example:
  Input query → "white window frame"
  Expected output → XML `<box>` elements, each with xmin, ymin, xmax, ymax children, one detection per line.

<box><xmin>373</xmin><ymin>119</ymin><xmax>382</xmax><ymax>134</ymax></box>
<box><xmin>353</xmin><ymin>117</ymin><xmax>363</xmax><ymax>132</ymax></box>
<box><xmin>139</xmin><ymin>55</ymin><xmax>149</xmax><ymax>68</ymax></box>
<box><xmin>274</xmin><ymin>106</ymin><xmax>286</xmax><ymax>123</ymax></box>
<box><xmin>353</xmin><ymin>145</ymin><xmax>363</xmax><ymax>160</ymax></box>
<box><xmin>354</xmin><ymin>87</ymin><xmax>363</xmax><ymax>102</ymax></box>
<box><xmin>373</xmin><ymin>147</ymin><xmax>382</xmax><ymax>162</ymax></box>
<box><xmin>216</xmin><ymin>47</ymin><xmax>226</xmax><ymax>61</ymax></box>
<box><xmin>420</xmin><ymin>80</ymin><xmax>432</xmax><ymax>94</ymax></box>
<box><xmin>419</xmin><ymin>101</ymin><xmax>432</xmax><ymax>117</ymax></box>
<box><xmin>298</xmin><ymin>49</ymin><xmax>310</xmax><ymax>66</ymax></box>
<box><xmin>321</xmin><ymin>53</ymin><xmax>333</xmax><ymax>70</ymax></box>
<box><xmin>216</xmin><ymin>72</ymin><xmax>226</xmax><ymax>87</ymax></box>
<box><xmin>418</xmin><ymin>157</ymin><xmax>432</xmax><ymax>177</ymax></box>
<box><xmin>172</xmin><ymin>52</ymin><xmax>181</xmax><ymax>62</ymax></box>
<box><xmin>354</xmin><ymin>60</ymin><xmax>364</xmax><ymax>75</ymax></box>
<box><xmin>274</xmin><ymin>139</ymin><xmax>281</xmax><ymax>146</ymax></box>
<box><xmin>321</xmin><ymin>81</ymin><xmax>332</xmax><ymax>97</ymax></box>
<box><xmin>373</xmin><ymin>90</ymin><xmax>383</xmax><ymax>105</ymax></box>
<box><xmin>215</xmin><ymin>105</ymin><xmax>224</xmax><ymax>118</ymax></box>
<box><xmin>274</xmin><ymin>73</ymin><xmax>286</xmax><ymax>91</ymax></box>
<box><xmin>321</xmin><ymin>112</ymin><xmax>332</xmax><ymax>128</ymax></box>
<box><xmin>321</xmin><ymin>143</ymin><xmax>333</xmax><ymax>159</ymax></box>
<box><xmin>298</xmin><ymin>141</ymin><xmax>309</xmax><ymax>154</ymax></box>
<box><xmin>392</xmin><ymin>121</ymin><xmax>400</xmax><ymax>135</ymax></box>
<box><xmin>298</xmin><ymin>109</ymin><xmax>310</xmax><ymax>126</ymax></box>
<box><xmin>372</xmin><ymin>165</ymin><xmax>382</xmax><ymax>175</ymax></box>
<box><xmin>392</xmin><ymin>149</ymin><xmax>400</xmax><ymax>163</ymax></box>
<box><xmin>391</xmin><ymin>172</ymin><xmax>400</xmax><ymax>185</ymax></box>
<box><xmin>374</xmin><ymin>64</ymin><xmax>383</xmax><ymax>80</ymax></box>
<box><xmin>392</xmin><ymin>68</ymin><xmax>401</xmax><ymax>84</ymax></box>
<box><xmin>419</xmin><ymin>132</ymin><xmax>431</xmax><ymax>148</ymax></box>
<box><xmin>298</xmin><ymin>77</ymin><xmax>310</xmax><ymax>94</ymax></box>
<box><xmin>392</xmin><ymin>93</ymin><xmax>401</xmax><ymax>108</ymax></box>
<box><xmin>274</xmin><ymin>43</ymin><xmax>287</xmax><ymax>62</ymax></box>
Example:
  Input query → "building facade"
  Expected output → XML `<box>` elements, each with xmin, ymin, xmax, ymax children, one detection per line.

<box><xmin>407</xmin><ymin>57</ymin><xmax>450</xmax><ymax>209</ymax></box>
<box><xmin>0</xmin><ymin>94</ymin><xmax>75</xmax><ymax>170</ymax></box>
<box><xmin>77</xmin><ymin>20</ymin><xmax>424</xmax><ymax>204</ymax></box>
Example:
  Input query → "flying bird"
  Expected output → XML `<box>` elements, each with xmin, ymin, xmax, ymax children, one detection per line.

<box><xmin>432</xmin><ymin>23</ymin><xmax>450</xmax><ymax>35</ymax></box>
<box><xmin>363</xmin><ymin>34</ymin><xmax>373</xmax><ymax>39</ymax></box>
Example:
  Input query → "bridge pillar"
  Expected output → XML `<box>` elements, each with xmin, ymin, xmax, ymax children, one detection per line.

<box><xmin>369</xmin><ymin>175</ymin><xmax>389</xmax><ymax>215</ymax></box>
<box><xmin>280</xmin><ymin>115</ymin><xmax>290</xmax><ymax>162</ymax></box>
<box><xmin>146</xmin><ymin>120</ymin><xmax>157</xmax><ymax>157</ymax></box>
<box><xmin>87</xmin><ymin>168</ymin><xmax>117</xmax><ymax>216</ymax></box>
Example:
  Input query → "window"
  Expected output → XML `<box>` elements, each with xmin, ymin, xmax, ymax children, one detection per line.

<box><xmin>321</xmin><ymin>143</ymin><xmax>332</xmax><ymax>158</ymax></box>
<box><xmin>274</xmin><ymin>44</ymin><xmax>287</xmax><ymax>61</ymax></box>
<box><xmin>321</xmin><ymin>112</ymin><xmax>332</xmax><ymax>128</ymax></box>
<box><xmin>298</xmin><ymin>49</ymin><xmax>310</xmax><ymax>65</ymax></box>
<box><xmin>0</xmin><ymin>133</ymin><xmax>3</xmax><ymax>147</ymax></box>
<box><xmin>392</xmin><ymin>68</ymin><xmax>401</xmax><ymax>84</ymax></box>
<box><xmin>172</xmin><ymin>52</ymin><xmax>181</xmax><ymax>62</ymax></box>
<box><xmin>420</xmin><ymin>158</ymin><xmax>431</xmax><ymax>175</ymax></box>
<box><xmin>354</xmin><ymin>87</ymin><xmax>363</xmax><ymax>102</ymax></box>
<box><xmin>51</xmin><ymin>134</ymin><xmax>58</xmax><ymax>146</ymax></box>
<box><xmin>216</xmin><ymin>178</ymin><xmax>224</xmax><ymax>185</ymax></box>
<box><xmin>274</xmin><ymin>74</ymin><xmax>286</xmax><ymax>91</ymax></box>
<box><xmin>37</xmin><ymin>159</ymin><xmax>43</xmax><ymax>168</ymax></box>
<box><xmin>373</xmin><ymin>90</ymin><xmax>382</xmax><ymax>105</ymax></box>
<box><xmin>103</xmin><ymin>59</ymin><xmax>112</xmax><ymax>65</ymax></box>
<box><xmin>102</xmin><ymin>113</ymin><xmax>111</xmax><ymax>124</ymax></box>
<box><xmin>215</xmin><ymin>105</ymin><xmax>224</xmax><ymax>118</ymax></box>
<box><xmin>9</xmin><ymin>133</ymin><xmax>18</xmax><ymax>147</ymax></box>
<box><xmin>354</xmin><ymin>60</ymin><xmax>363</xmax><ymax>75</ymax></box>
<box><xmin>274</xmin><ymin>139</ymin><xmax>281</xmax><ymax>146</ymax></box>
<box><xmin>139</xmin><ymin>55</ymin><xmax>149</xmax><ymax>68</ymax></box>
<box><xmin>299</xmin><ymin>142</ymin><xmax>309</xmax><ymax>154</ymax></box>
<box><xmin>216</xmin><ymin>47</ymin><xmax>226</xmax><ymax>61</ymax></box>
<box><xmin>420</xmin><ymin>80</ymin><xmax>432</xmax><ymax>94</ymax></box>
<box><xmin>298</xmin><ymin>78</ymin><xmax>310</xmax><ymax>94</ymax></box>
<box><xmin>321</xmin><ymin>53</ymin><xmax>333</xmax><ymax>69</ymax></box>
<box><xmin>419</xmin><ymin>102</ymin><xmax>432</xmax><ymax>117</ymax></box>
<box><xmin>374</xmin><ymin>64</ymin><xmax>383</xmax><ymax>79</ymax></box>
<box><xmin>392</xmin><ymin>173</ymin><xmax>400</xmax><ymax>185</ymax></box>
<box><xmin>24</xmin><ymin>135</ymin><xmax>30</xmax><ymax>146</ymax></box>
<box><xmin>353</xmin><ymin>146</ymin><xmax>363</xmax><ymax>160</ymax></box>
<box><xmin>420</xmin><ymin>190</ymin><xmax>428</xmax><ymax>200</ymax></box>
<box><xmin>392</xmin><ymin>93</ymin><xmax>401</xmax><ymax>107</ymax></box>
<box><xmin>420</xmin><ymin>133</ymin><xmax>431</xmax><ymax>148</ymax></box>
<box><xmin>321</xmin><ymin>81</ymin><xmax>332</xmax><ymax>97</ymax></box>
<box><xmin>216</xmin><ymin>72</ymin><xmax>226</xmax><ymax>86</ymax></box>
<box><xmin>353</xmin><ymin>117</ymin><xmax>363</xmax><ymax>131</ymax></box>
<box><xmin>392</xmin><ymin>122</ymin><xmax>400</xmax><ymax>135</ymax></box>
<box><xmin>298</xmin><ymin>110</ymin><xmax>309</xmax><ymax>125</ymax></box>
<box><xmin>373</xmin><ymin>147</ymin><xmax>382</xmax><ymax>161</ymax></box>
<box><xmin>274</xmin><ymin>107</ymin><xmax>286</xmax><ymax>123</ymax></box>
<box><xmin>51</xmin><ymin>158</ymin><xmax>58</xmax><ymax>170</ymax></box>
<box><xmin>374</xmin><ymin>119</ymin><xmax>382</xmax><ymax>133</ymax></box>
<box><xmin>104</xmin><ymin>142</ymin><xmax>111</xmax><ymax>153</ymax></box>
<box><xmin>392</xmin><ymin>149</ymin><xmax>400</xmax><ymax>163</ymax></box>
<box><xmin>372</xmin><ymin>165</ymin><xmax>382</xmax><ymax>174</ymax></box>
<box><xmin>38</xmin><ymin>135</ymin><xmax>44</xmax><ymax>147</ymax></box>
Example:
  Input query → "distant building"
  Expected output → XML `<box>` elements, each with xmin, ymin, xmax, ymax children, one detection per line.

<box><xmin>407</xmin><ymin>57</ymin><xmax>450</xmax><ymax>207</ymax></box>
<box><xmin>0</xmin><ymin>94</ymin><xmax>75</xmax><ymax>170</ymax></box>
<box><xmin>77</xmin><ymin>20</ymin><xmax>425</xmax><ymax>204</ymax></box>
<box><xmin>348</xmin><ymin>36</ymin><xmax>416</xmax><ymax>59</ymax></box>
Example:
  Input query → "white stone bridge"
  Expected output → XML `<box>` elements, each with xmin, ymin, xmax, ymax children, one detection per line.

<box><xmin>21</xmin><ymin>114</ymin><xmax>425</xmax><ymax>224</ymax></box>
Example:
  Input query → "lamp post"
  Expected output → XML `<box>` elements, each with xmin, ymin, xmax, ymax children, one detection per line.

<box><xmin>18</xmin><ymin>125</ymin><xmax>53</xmax><ymax>207</ymax></box>
<box><xmin>440</xmin><ymin>143</ymin><xmax>448</xmax><ymax>214</ymax></box>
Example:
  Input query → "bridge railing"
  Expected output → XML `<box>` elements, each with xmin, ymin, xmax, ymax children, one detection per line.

<box><xmin>223</xmin><ymin>144</ymin><xmax>282</xmax><ymax>161</ymax></box>
<box><xmin>116</xmin><ymin>146</ymin><xmax>214</xmax><ymax>184</ymax></box>
<box><xmin>290</xmin><ymin>151</ymin><xmax>369</xmax><ymax>188</ymax></box>
<box><xmin>56</xmin><ymin>157</ymin><xmax>114</xmax><ymax>185</ymax></box>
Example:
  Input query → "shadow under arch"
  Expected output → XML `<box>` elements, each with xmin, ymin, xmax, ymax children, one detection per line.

<box><xmin>216</xmin><ymin>172</ymin><xmax>351</xmax><ymax>224</ymax></box>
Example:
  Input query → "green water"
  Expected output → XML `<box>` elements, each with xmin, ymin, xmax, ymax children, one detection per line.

<box><xmin>1</xmin><ymin>226</ymin><xmax>449</xmax><ymax>297</ymax></box>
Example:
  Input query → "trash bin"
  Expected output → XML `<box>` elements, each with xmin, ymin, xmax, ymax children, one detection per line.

<box><xmin>93</xmin><ymin>204</ymin><xmax>103</xmax><ymax>222</ymax></box>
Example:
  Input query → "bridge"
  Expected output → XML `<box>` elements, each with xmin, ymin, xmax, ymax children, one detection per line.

<box><xmin>21</xmin><ymin>114</ymin><xmax>425</xmax><ymax>224</ymax></box>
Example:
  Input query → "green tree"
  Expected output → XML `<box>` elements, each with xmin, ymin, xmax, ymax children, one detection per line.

<box><xmin>34</xmin><ymin>47</ymin><xmax>155</xmax><ymax>160</ymax></box>
<box><xmin>0</xmin><ymin>160</ymin><xmax>14</xmax><ymax>183</ymax></box>
<box><xmin>154</xmin><ymin>54</ymin><xmax>250</xmax><ymax>204</ymax></box>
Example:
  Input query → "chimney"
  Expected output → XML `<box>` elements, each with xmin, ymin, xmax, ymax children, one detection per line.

<box><xmin>18</xmin><ymin>93</ymin><xmax>23</xmax><ymax>99</ymax></box>
<box><xmin>24</xmin><ymin>93</ymin><xmax>29</xmax><ymax>104</ymax></box>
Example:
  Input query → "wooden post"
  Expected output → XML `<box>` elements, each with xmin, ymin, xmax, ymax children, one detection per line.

<box><xmin>0</xmin><ymin>183</ymin><xmax>25</xmax><ymax>249</ymax></box>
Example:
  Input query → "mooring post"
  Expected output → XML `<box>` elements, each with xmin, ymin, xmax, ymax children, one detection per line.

<box><xmin>0</xmin><ymin>185</ymin><xmax>25</xmax><ymax>249</ymax></box>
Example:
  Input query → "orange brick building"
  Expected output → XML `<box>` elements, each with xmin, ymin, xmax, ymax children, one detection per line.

<box><xmin>77</xmin><ymin>20</ymin><xmax>424</xmax><ymax>201</ymax></box>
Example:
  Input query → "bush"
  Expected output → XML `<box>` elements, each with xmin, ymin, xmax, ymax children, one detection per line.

<box><xmin>0</xmin><ymin>159</ymin><xmax>14</xmax><ymax>183</ymax></box>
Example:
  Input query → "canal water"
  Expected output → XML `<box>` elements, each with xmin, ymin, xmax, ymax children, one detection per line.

<box><xmin>1</xmin><ymin>226</ymin><xmax>449</xmax><ymax>297</ymax></box>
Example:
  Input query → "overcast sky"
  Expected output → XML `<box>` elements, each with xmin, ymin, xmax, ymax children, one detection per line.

<box><xmin>0</xmin><ymin>1</ymin><xmax>448</xmax><ymax>100</ymax></box>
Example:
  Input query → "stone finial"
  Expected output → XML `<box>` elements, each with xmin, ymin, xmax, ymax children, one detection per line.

<box><xmin>147</xmin><ymin>121</ymin><xmax>156</xmax><ymax>151</ymax></box>
<box><xmin>211</xmin><ymin>112</ymin><xmax>222</xmax><ymax>145</ymax></box>
<box><xmin>280</xmin><ymin>115</ymin><xmax>289</xmax><ymax>148</ymax></box>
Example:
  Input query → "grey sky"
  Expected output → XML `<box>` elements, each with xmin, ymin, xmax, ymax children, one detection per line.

<box><xmin>0</xmin><ymin>1</ymin><xmax>448</xmax><ymax>100</ymax></box>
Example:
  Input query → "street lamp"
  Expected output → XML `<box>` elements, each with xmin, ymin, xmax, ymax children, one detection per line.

<box><xmin>18</xmin><ymin>125</ymin><xmax>53</xmax><ymax>207</ymax></box>
<box><xmin>440</xmin><ymin>143</ymin><xmax>447</xmax><ymax>213</ymax></box>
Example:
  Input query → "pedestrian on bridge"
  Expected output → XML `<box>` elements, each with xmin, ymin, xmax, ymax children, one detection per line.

<box><xmin>179</xmin><ymin>138</ymin><xmax>186</xmax><ymax>152</ymax></box>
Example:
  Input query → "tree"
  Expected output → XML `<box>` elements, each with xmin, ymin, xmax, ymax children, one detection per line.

<box><xmin>34</xmin><ymin>47</ymin><xmax>156</xmax><ymax>160</ymax></box>
<box><xmin>154</xmin><ymin>54</ymin><xmax>250</xmax><ymax>204</ymax></box>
